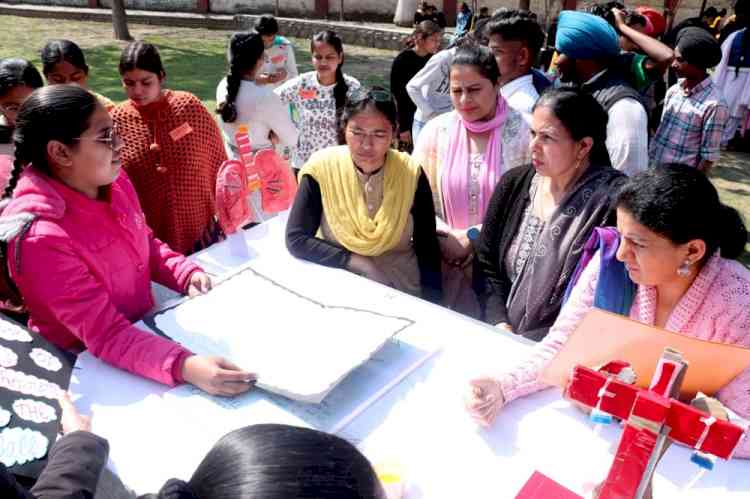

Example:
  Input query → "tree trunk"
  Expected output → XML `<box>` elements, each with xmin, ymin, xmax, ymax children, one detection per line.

<box><xmin>339</xmin><ymin>0</ymin><xmax>344</xmax><ymax>21</ymax></box>
<box><xmin>112</xmin><ymin>0</ymin><xmax>133</xmax><ymax>41</ymax></box>
<box><xmin>519</xmin><ymin>0</ymin><xmax>531</xmax><ymax>10</ymax></box>
<box><xmin>394</xmin><ymin>0</ymin><xmax>417</xmax><ymax>27</ymax></box>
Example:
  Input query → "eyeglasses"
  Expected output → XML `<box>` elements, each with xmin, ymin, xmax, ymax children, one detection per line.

<box><xmin>346</xmin><ymin>127</ymin><xmax>392</xmax><ymax>142</ymax></box>
<box><xmin>72</xmin><ymin>124</ymin><xmax>122</xmax><ymax>150</ymax></box>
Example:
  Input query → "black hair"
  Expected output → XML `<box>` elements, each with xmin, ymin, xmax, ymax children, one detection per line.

<box><xmin>311</xmin><ymin>31</ymin><xmax>348</xmax><ymax>117</ymax></box>
<box><xmin>532</xmin><ymin>87</ymin><xmax>611</xmax><ymax>167</ymax></box>
<box><xmin>217</xmin><ymin>31</ymin><xmax>265</xmax><ymax>123</ymax></box>
<box><xmin>0</xmin><ymin>59</ymin><xmax>44</xmax><ymax>146</ymax></box>
<box><xmin>5</xmin><ymin>85</ymin><xmax>98</xmax><ymax>199</ymax></box>
<box><xmin>40</xmin><ymin>39</ymin><xmax>89</xmax><ymax>77</ymax></box>
<box><xmin>486</xmin><ymin>11</ymin><xmax>545</xmax><ymax>58</ymax></box>
<box><xmin>338</xmin><ymin>86</ymin><xmax>399</xmax><ymax>144</ymax></box>
<box><xmin>703</xmin><ymin>6</ymin><xmax>720</xmax><ymax>18</ymax></box>
<box><xmin>404</xmin><ymin>20</ymin><xmax>442</xmax><ymax>49</ymax></box>
<box><xmin>450</xmin><ymin>45</ymin><xmax>500</xmax><ymax>85</ymax></box>
<box><xmin>625</xmin><ymin>12</ymin><xmax>648</xmax><ymax>28</ymax></box>
<box><xmin>254</xmin><ymin>14</ymin><xmax>279</xmax><ymax>36</ymax></box>
<box><xmin>0</xmin><ymin>59</ymin><xmax>44</xmax><ymax>98</ymax></box>
<box><xmin>616</xmin><ymin>165</ymin><xmax>747</xmax><ymax>260</ymax></box>
<box><xmin>589</xmin><ymin>2</ymin><xmax>626</xmax><ymax>27</ymax></box>
<box><xmin>145</xmin><ymin>424</ymin><xmax>385</xmax><ymax>499</ymax></box>
<box><xmin>118</xmin><ymin>41</ymin><xmax>166</xmax><ymax>78</ymax></box>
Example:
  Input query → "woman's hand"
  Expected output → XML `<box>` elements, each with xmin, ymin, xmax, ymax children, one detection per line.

<box><xmin>187</xmin><ymin>271</ymin><xmax>213</xmax><ymax>297</ymax></box>
<box><xmin>348</xmin><ymin>254</ymin><xmax>394</xmax><ymax>287</ymax></box>
<box><xmin>438</xmin><ymin>229</ymin><xmax>472</xmax><ymax>266</ymax></box>
<box><xmin>465</xmin><ymin>377</ymin><xmax>504</xmax><ymax>427</ymax></box>
<box><xmin>182</xmin><ymin>355</ymin><xmax>256</xmax><ymax>397</ymax></box>
<box><xmin>59</xmin><ymin>392</ymin><xmax>92</xmax><ymax>434</ymax></box>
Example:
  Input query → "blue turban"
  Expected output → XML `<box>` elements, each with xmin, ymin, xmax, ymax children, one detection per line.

<box><xmin>555</xmin><ymin>11</ymin><xmax>621</xmax><ymax>60</ymax></box>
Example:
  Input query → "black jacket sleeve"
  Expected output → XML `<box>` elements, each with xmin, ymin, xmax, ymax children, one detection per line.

<box><xmin>411</xmin><ymin>170</ymin><xmax>443</xmax><ymax>303</ymax></box>
<box><xmin>30</xmin><ymin>431</ymin><xmax>109</xmax><ymax>499</ymax></box>
<box><xmin>286</xmin><ymin>175</ymin><xmax>352</xmax><ymax>269</ymax></box>
<box><xmin>473</xmin><ymin>166</ymin><xmax>533</xmax><ymax>326</ymax></box>
<box><xmin>0</xmin><ymin>464</ymin><xmax>34</xmax><ymax>499</ymax></box>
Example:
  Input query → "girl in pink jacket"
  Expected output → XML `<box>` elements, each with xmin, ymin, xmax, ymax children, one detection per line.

<box><xmin>0</xmin><ymin>85</ymin><xmax>254</xmax><ymax>397</ymax></box>
<box><xmin>466</xmin><ymin>165</ymin><xmax>750</xmax><ymax>458</ymax></box>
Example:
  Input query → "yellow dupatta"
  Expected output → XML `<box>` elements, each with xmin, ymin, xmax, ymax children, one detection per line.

<box><xmin>299</xmin><ymin>146</ymin><xmax>421</xmax><ymax>257</ymax></box>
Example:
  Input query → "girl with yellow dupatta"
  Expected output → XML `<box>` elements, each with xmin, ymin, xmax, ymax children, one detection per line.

<box><xmin>286</xmin><ymin>89</ymin><xmax>443</xmax><ymax>303</ymax></box>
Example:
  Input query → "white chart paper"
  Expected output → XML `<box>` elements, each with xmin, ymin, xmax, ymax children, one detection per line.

<box><xmin>152</xmin><ymin>266</ymin><xmax>414</xmax><ymax>402</ymax></box>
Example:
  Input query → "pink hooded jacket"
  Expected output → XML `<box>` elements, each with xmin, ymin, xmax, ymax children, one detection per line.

<box><xmin>2</xmin><ymin>167</ymin><xmax>200</xmax><ymax>386</ymax></box>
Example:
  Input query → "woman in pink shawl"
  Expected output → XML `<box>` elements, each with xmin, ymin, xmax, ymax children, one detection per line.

<box><xmin>413</xmin><ymin>45</ymin><xmax>530</xmax><ymax>317</ymax></box>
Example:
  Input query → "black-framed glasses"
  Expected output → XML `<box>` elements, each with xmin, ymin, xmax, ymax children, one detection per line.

<box><xmin>72</xmin><ymin>124</ymin><xmax>122</xmax><ymax>150</ymax></box>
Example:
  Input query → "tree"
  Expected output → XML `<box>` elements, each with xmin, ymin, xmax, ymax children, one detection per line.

<box><xmin>112</xmin><ymin>0</ymin><xmax>133</xmax><ymax>41</ymax></box>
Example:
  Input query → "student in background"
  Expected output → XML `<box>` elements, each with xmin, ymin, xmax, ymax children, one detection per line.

<box><xmin>455</xmin><ymin>2</ymin><xmax>474</xmax><ymax>41</ymax></box>
<box><xmin>713</xmin><ymin>0</ymin><xmax>750</xmax><ymax>151</ymax></box>
<box><xmin>216</xmin><ymin>31</ymin><xmax>298</xmax><ymax>223</ymax></box>
<box><xmin>486</xmin><ymin>11</ymin><xmax>548</xmax><ymax>123</ymax></box>
<box><xmin>113</xmin><ymin>42</ymin><xmax>227</xmax><ymax>255</ymax></box>
<box><xmin>466</xmin><ymin>167</ymin><xmax>750</xmax><ymax>460</ymax></box>
<box><xmin>554</xmin><ymin>11</ymin><xmax>649</xmax><ymax>176</ymax></box>
<box><xmin>254</xmin><ymin>15</ymin><xmax>298</xmax><ymax>88</ymax></box>
<box><xmin>1</xmin><ymin>85</ymin><xmax>254</xmax><ymax>395</ymax></box>
<box><xmin>390</xmin><ymin>20</ymin><xmax>442</xmax><ymax>152</ymax></box>
<box><xmin>287</xmin><ymin>89</ymin><xmax>442</xmax><ymax>303</ymax></box>
<box><xmin>0</xmin><ymin>59</ymin><xmax>43</xmax><ymax>158</ymax></box>
<box><xmin>40</xmin><ymin>39</ymin><xmax>115</xmax><ymax>111</ymax></box>
<box><xmin>276</xmin><ymin>31</ymin><xmax>361</xmax><ymax>171</ymax></box>
<box><xmin>413</xmin><ymin>46</ymin><xmax>529</xmax><ymax>316</ymax></box>
<box><xmin>144</xmin><ymin>424</ymin><xmax>386</xmax><ymax>499</ymax></box>
<box><xmin>216</xmin><ymin>31</ymin><xmax>298</xmax><ymax>160</ymax></box>
<box><xmin>650</xmin><ymin>28</ymin><xmax>728</xmax><ymax>173</ymax></box>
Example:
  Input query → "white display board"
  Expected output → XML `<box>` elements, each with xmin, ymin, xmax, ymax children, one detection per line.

<box><xmin>149</xmin><ymin>265</ymin><xmax>414</xmax><ymax>403</ymax></box>
<box><xmin>70</xmin><ymin>213</ymin><xmax>750</xmax><ymax>498</ymax></box>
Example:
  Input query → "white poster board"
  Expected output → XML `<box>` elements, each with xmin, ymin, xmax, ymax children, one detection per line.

<box><xmin>149</xmin><ymin>266</ymin><xmax>414</xmax><ymax>403</ymax></box>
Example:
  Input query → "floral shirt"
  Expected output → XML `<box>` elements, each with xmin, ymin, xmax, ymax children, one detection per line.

<box><xmin>275</xmin><ymin>71</ymin><xmax>361</xmax><ymax>168</ymax></box>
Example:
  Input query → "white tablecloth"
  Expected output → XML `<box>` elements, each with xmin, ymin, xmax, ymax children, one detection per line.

<box><xmin>72</xmin><ymin>213</ymin><xmax>750</xmax><ymax>498</ymax></box>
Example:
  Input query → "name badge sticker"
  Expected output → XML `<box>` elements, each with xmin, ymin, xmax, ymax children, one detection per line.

<box><xmin>298</xmin><ymin>87</ymin><xmax>318</xmax><ymax>100</ymax></box>
<box><xmin>169</xmin><ymin>122</ymin><xmax>194</xmax><ymax>142</ymax></box>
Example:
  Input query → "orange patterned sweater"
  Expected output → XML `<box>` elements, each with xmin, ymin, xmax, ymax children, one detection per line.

<box><xmin>112</xmin><ymin>90</ymin><xmax>227</xmax><ymax>255</ymax></box>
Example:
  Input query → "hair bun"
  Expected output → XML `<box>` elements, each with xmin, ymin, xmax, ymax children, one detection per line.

<box><xmin>158</xmin><ymin>479</ymin><xmax>198</xmax><ymax>499</ymax></box>
<box><xmin>716</xmin><ymin>204</ymin><xmax>748</xmax><ymax>260</ymax></box>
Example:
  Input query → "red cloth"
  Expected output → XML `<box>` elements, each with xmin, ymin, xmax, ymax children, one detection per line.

<box><xmin>112</xmin><ymin>90</ymin><xmax>227</xmax><ymax>255</ymax></box>
<box><xmin>3</xmin><ymin>167</ymin><xmax>200</xmax><ymax>386</ymax></box>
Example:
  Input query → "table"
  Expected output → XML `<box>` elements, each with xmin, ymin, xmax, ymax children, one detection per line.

<box><xmin>71</xmin><ymin>213</ymin><xmax>750</xmax><ymax>498</ymax></box>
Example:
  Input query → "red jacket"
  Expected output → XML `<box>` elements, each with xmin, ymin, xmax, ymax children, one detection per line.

<box><xmin>3</xmin><ymin>167</ymin><xmax>198</xmax><ymax>385</ymax></box>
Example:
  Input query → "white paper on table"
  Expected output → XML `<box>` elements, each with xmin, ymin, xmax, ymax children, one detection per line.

<box><xmin>150</xmin><ymin>266</ymin><xmax>414</xmax><ymax>403</ymax></box>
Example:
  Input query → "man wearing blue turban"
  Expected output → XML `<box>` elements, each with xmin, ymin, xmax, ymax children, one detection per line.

<box><xmin>553</xmin><ymin>10</ymin><xmax>649</xmax><ymax>176</ymax></box>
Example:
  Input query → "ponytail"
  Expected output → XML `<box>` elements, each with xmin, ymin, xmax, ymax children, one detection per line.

<box><xmin>217</xmin><ymin>71</ymin><xmax>241</xmax><ymax>123</ymax></box>
<box><xmin>715</xmin><ymin>204</ymin><xmax>747</xmax><ymax>260</ymax></box>
<box><xmin>3</xmin><ymin>157</ymin><xmax>26</xmax><ymax>200</ymax></box>
<box><xmin>333</xmin><ymin>65</ymin><xmax>348</xmax><ymax>117</ymax></box>
<box><xmin>217</xmin><ymin>31</ymin><xmax>265</xmax><ymax>124</ymax></box>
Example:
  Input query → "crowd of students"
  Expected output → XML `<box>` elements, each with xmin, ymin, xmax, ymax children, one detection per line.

<box><xmin>0</xmin><ymin>3</ymin><xmax>749</xmax><ymax>497</ymax></box>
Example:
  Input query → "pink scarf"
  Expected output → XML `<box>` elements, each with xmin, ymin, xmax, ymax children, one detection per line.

<box><xmin>441</xmin><ymin>96</ymin><xmax>508</xmax><ymax>229</ymax></box>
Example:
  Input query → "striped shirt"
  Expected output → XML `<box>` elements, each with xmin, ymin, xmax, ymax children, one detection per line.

<box><xmin>649</xmin><ymin>77</ymin><xmax>729</xmax><ymax>168</ymax></box>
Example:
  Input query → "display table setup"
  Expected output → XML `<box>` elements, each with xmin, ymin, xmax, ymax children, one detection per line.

<box><xmin>70</xmin><ymin>213</ymin><xmax>750</xmax><ymax>498</ymax></box>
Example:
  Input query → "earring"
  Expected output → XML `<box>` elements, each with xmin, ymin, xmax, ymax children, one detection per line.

<box><xmin>677</xmin><ymin>260</ymin><xmax>691</xmax><ymax>277</ymax></box>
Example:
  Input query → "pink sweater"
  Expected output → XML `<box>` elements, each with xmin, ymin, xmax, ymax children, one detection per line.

<box><xmin>498</xmin><ymin>252</ymin><xmax>750</xmax><ymax>457</ymax></box>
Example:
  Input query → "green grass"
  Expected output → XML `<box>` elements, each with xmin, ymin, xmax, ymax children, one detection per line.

<box><xmin>0</xmin><ymin>15</ymin><xmax>396</xmax><ymax>114</ymax></box>
<box><xmin>1</xmin><ymin>14</ymin><xmax>749</xmax><ymax>264</ymax></box>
